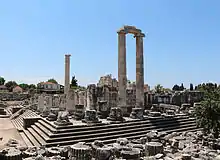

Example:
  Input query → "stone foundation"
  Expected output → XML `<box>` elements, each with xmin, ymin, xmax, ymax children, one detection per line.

<box><xmin>107</xmin><ymin>107</ymin><xmax>124</xmax><ymax>121</ymax></box>
<box><xmin>23</xmin><ymin>117</ymin><xmax>40</xmax><ymax>129</ymax></box>
<box><xmin>130</xmin><ymin>108</ymin><xmax>144</xmax><ymax>119</ymax></box>
<box><xmin>82</xmin><ymin>110</ymin><xmax>100</xmax><ymax>123</ymax></box>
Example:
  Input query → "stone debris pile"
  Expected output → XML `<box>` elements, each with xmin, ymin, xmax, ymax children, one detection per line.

<box><xmin>1</xmin><ymin>130</ymin><xmax>220</xmax><ymax>159</ymax></box>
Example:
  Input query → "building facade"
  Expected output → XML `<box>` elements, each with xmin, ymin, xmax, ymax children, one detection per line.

<box><xmin>37</xmin><ymin>82</ymin><xmax>64</xmax><ymax>94</ymax></box>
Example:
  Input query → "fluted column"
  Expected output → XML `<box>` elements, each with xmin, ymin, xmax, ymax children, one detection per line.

<box><xmin>118</xmin><ymin>31</ymin><xmax>127</xmax><ymax>107</ymax></box>
<box><xmin>135</xmin><ymin>33</ymin><xmax>145</xmax><ymax>108</ymax></box>
<box><xmin>65</xmin><ymin>54</ymin><xmax>71</xmax><ymax>95</ymax></box>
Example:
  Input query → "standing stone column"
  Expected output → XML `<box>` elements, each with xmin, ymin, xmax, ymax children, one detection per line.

<box><xmin>135</xmin><ymin>33</ymin><xmax>145</xmax><ymax>108</ymax></box>
<box><xmin>66</xmin><ymin>89</ymin><xmax>75</xmax><ymax>113</ymax></box>
<box><xmin>64</xmin><ymin>54</ymin><xmax>71</xmax><ymax>95</ymax></box>
<box><xmin>117</xmin><ymin>31</ymin><xmax>127</xmax><ymax>109</ymax></box>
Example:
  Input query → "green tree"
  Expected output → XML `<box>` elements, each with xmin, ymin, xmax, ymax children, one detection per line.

<box><xmin>172</xmin><ymin>84</ymin><xmax>180</xmax><ymax>91</ymax></box>
<box><xmin>0</xmin><ymin>77</ymin><xmax>5</xmax><ymax>85</ymax></box>
<box><xmin>47</xmin><ymin>78</ymin><xmax>58</xmax><ymax>84</ymax></box>
<box><xmin>195</xmin><ymin>99</ymin><xmax>220</xmax><ymax>138</ymax></box>
<box><xmin>154</xmin><ymin>84</ymin><xmax>163</xmax><ymax>93</ymax></box>
<box><xmin>194</xmin><ymin>82</ymin><xmax>220</xmax><ymax>138</ymax></box>
<box><xmin>5</xmin><ymin>81</ymin><xmax>17</xmax><ymax>92</ymax></box>
<box><xmin>70</xmin><ymin>76</ymin><xmax>78</xmax><ymax>88</ymax></box>
<box><xmin>180</xmin><ymin>83</ymin><xmax>185</xmax><ymax>91</ymax></box>
<box><xmin>163</xmin><ymin>88</ymin><xmax>172</xmax><ymax>93</ymax></box>
<box><xmin>19</xmin><ymin>83</ymin><xmax>29</xmax><ymax>91</ymax></box>
<box><xmin>29</xmin><ymin>84</ymin><xmax>36</xmax><ymax>89</ymax></box>
<box><xmin>190</xmin><ymin>83</ymin><xmax>194</xmax><ymax>91</ymax></box>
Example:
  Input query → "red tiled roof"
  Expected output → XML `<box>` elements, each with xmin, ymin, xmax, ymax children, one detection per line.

<box><xmin>14</xmin><ymin>86</ymin><xmax>22</xmax><ymax>90</ymax></box>
<box><xmin>40</xmin><ymin>82</ymin><xmax>55</xmax><ymax>85</ymax></box>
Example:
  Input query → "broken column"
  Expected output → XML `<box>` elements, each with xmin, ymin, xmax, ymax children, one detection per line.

<box><xmin>64</xmin><ymin>54</ymin><xmax>71</xmax><ymax>95</ymax></box>
<box><xmin>83</xmin><ymin>84</ymin><xmax>100</xmax><ymax>123</ymax></box>
<box><xmin>86</xmin><ymin>84</ymin><xmax>97</xmax><ymax>110</ymax></box>
<box><xmin>145</xmin><ymin>142</ymin><xmax>163</xmax><ymax>156</ymax></box>
<box><xmin>66</xmin><ymin>89</ymin><xmax>75</xmax><ymax>114</ymax></box>
<box><xmin>45</xmin><ymin>96</ymin><xmax>53</xmax><ymax>108</ymax></box>
<box><xmin>78</xmin><ymin>91</ymin><xmax>85</xmax><ymax>106</ymax></box>
<box><xmin>37</xmin><ymin>95</ymin><xmax>44</xmax><ymax>112</ymax></box>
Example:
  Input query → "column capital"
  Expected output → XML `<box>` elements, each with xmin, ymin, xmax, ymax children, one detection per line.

<box><xmin>65</xmin><ymin>54</ymin><xmax>71</xmax><ymax>57</ymax></box>
<box><xmin>134</xmin><ymin>32</ymin><xmax>145</xmax><ymax>38</ymax></box>
<box><xmin>117</xmin><ymin>29</ymin><xmax>127</xmax><ymax>35</ymax></box>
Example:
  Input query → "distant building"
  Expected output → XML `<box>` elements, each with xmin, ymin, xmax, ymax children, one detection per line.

<box><xmin>37</xmin><ymin>82</ymin><xmax>64</xmax><ymax>94</ymax></box>
<box><xmin>0</xmin><ymin>85</ymin><xmax>8</xmax><ymax>92</ymax></box>
<box><xmin>97</xmin><ymin>74</ymin><xmax>118</xmax><ymax>88</ymax></box>
<box><xmin>12</xmin><ymin>86</ymin><xmax>23</xmax><ymax>93</ymax></box>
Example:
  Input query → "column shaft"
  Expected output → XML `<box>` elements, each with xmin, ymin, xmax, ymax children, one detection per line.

<box><xmin>136</xmin><ymin>36</ymin><xmax>144</xmax><ymax>108</ymax></box>
<box><xmin>118</xmin><ymin>32</ymin><xmax>127</xmax><ymax>107</ymax></box>
<box><xmin>65</xmin><ymin>55</ymin><xmax>71</xmax><ymax>95</ymax></box>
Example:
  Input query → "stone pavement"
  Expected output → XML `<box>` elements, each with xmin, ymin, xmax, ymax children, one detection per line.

<box><xmin>0</xmin><ymin>118</ymin><xmax>25</xmax><ymax>149</ymax></box>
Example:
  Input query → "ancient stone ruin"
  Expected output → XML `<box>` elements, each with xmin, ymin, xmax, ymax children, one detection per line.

<box><xmin>0</xmin><ymin>26</ymin><xmax>217</xmax><ymax>160</ymax></box>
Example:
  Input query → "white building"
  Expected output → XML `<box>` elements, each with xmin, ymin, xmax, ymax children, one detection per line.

<box><xmin>37</xmin><ymin>82</ymin><xmax>64</xmax><ymax>93</ymax></box>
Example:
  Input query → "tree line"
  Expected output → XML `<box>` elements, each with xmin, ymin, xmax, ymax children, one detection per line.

<box><xmin>0</xmin><ymin>75</ymin><xmax>85</xmax><ymax>92</ymax></box>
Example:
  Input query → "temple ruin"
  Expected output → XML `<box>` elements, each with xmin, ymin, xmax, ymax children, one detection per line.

<box><xmin>0</xmin><ymin>26</ymin><xmax>213</xmax><ymax>160</ymax></box>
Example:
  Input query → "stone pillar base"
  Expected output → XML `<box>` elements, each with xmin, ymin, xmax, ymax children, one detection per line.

<box><xmin>107</xmin><ymin>107</ymin><xmax>124</xmax><ymax>122</ymax></box>
<box><xmin>119</xmin><ymin>106</ymin><xmax>132</xmax><ymax>117</ymax></box>
<box><xmin>130</xmin><ymin>108</ymin><xmax>144</xmax><ymax>119</ymax></box>
<box><xmin>73</xmin><ymin>104</ymin><xmax>84</xmax><ymax>120</ymax></box>
<box><xmin>82</xmin><ymin>110</ymin><xmax>101</xmax><ymax>123</ymax></box>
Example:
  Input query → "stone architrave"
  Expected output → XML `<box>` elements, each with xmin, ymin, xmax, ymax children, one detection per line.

<box><xmin>66</xmin><ymin>89</ymin><xmax>76</xmax><ymax>112</ymax></box>
<box><xmin>117</xmin><ymin>26</ymin><xmax>145</xmax><ymax>118</ymax></box>
<box><xmin>37</xmin><ymin>95</ymin><xmax>44</xmax><ymax>112</ymax></box>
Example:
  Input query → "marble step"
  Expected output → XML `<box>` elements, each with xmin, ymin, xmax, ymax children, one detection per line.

<box><xmin>46</xmin><ymin>119</ymin><xmax>196</xmax><ymax>142</ymax></box>
<box><xmin>39</xmin><ymin>116</ymin><xmax>194</xmax><ymax>134</ymax></box>
<box><xmin>46</xmin><ymin>120</ymin><xmax>196</xmax><ymax>143</ymax></box>
<box><xmin>45</xmin><ymin>123</ymin><xmax>198</xmax><ymax>147</ymax></box>
<box><xmin>23</xmin><ymin>129</ymin><xmax>41</xmax><ymax>147</ymax></box>
<box><xmin>20</xmin><ymin>131</ymin><xmax>33</xmax><ymax>147</ymax></box>
<box><xmin>27</xmin><ymin>127</ymin><xmax>47</xmax><ymax>146</ymax></box>
<box><xmin>31</xmin><ymin>124</ymin><xmax>50</xmax><ymax>141</ymax></box>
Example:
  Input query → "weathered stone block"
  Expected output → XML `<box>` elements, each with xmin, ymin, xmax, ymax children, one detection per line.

<box><xmin>82</xmin><ymin>110</ymin><xmax>100</xmax><ymax>123</ymax></box>
<box><xmin>145</xmin><ymin>142</ymin><xmax>163</xmax><ymax>156</ymax></box>
<box><xmin>107</xmin><ymin>107</ymin><xmax>124</xmax><ymax>121</ymax></box>
<box><xmin>130</xmin><ymin>108</ymin><xmax>144</xmax><ymax>119</ymax></box>
<box><xmin>23</xmin><ymin>117</ymin><xmax>40</xmax><ymax>129</ymax></box>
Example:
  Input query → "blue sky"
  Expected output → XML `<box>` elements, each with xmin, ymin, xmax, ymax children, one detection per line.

<box><xmin>0</xmin><ymin>0</ymin><xmax>220</xmax><ymax>89</ymax></box>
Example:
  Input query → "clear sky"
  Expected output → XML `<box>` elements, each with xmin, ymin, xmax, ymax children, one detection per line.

<box><xmin>0</xmin><ymin>0</ymin><xmax>220</xmax><ymax>89</ymax></box>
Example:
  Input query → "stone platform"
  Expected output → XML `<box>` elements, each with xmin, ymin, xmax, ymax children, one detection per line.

<box><xmin>16</xmin><ymin>111</ymin><xmax>199</xmax><ymax>148</ymax></box>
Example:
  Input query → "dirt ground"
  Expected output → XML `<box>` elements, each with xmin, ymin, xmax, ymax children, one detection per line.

<box><xmin>0</xmin><ymin>118</ymin><xmax>25</xmax><ymax>149</ymax></box>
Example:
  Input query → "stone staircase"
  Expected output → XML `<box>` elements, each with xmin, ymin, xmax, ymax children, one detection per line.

<box><xmin>11</xmin><ymin>109</ymin><xmax>39</xmax><ymax>132</ymax></box>
<box><xmin>20</xmin><ymin>115</ymin><xmax>200</xmax><ymax>147</ymax></box>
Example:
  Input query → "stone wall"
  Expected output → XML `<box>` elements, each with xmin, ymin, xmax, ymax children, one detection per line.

<box><xmin>0</xmin><ymin>93</ymin><xmax>29</xmax><ymax>101</ymax></box>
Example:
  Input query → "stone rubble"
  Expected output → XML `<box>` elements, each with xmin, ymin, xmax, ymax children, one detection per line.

<box><xmin>1</xmin><ymin>130</ymin><xmax>220</xmax><ymax>159</ymax></box>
